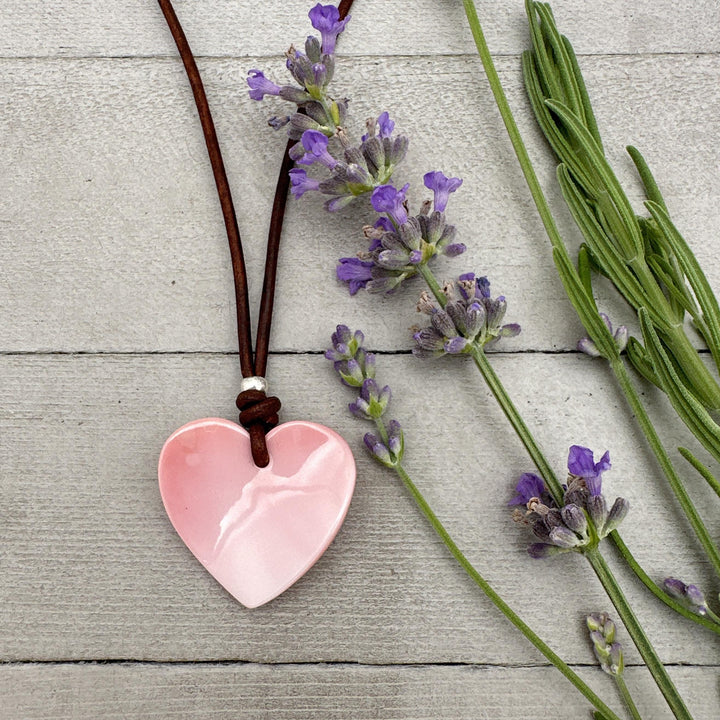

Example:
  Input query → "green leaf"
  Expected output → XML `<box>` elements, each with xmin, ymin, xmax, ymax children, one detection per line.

<box><xmin>577</xmin><ymin>244</ymin><xmax>594</xmax><ymax>300</ymax></box>
<box><xmin>646</xmin><ymin>200</ymin><xmax>720</xmax><ymax>375</ymax></box>
<box><xmin>640</xmin><ymin>308</ymin><xmax>720</xmax><ymax>464</ymax></box>
<box><xmin>522</xmin><ymin>52</ymin><xmax>597</xmax><ymax>193</ymax></box>
<box><xmin>627</xmin><ymin>145</ymin><xmax>668</xmax><ymax>212</ymax></box>
<box><xmin>545</xmin><ymin>99</ymin><xmax>644</xmax><ymax>259</ymax></box>
<box><xmin>625</xmin><ymin>336</ymin><xmax>661</xmax><ymax>388</ymax></box>
<box><xmin>556</xmin><ymin>165</ymin><xmax>652</xmax><ymax>319</ymax></box>
<box><xmin>678</xmin><ymin>447</ymin><xmax>720</xmax><ymax>501</ymax></box>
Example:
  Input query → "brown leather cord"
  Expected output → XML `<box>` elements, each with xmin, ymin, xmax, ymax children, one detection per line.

<box><xmin>157</xmin><ymin>0</ymin><xmax>353</xmax><ymax>467</ymax></box>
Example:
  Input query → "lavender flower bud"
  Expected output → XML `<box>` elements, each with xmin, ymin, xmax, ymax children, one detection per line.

<box><xmin>560</xmin><ymin>503</ymin><xmax>588</xmax><ymax>535</ymax></box>
<box><xmin>268</xmin><ymin>115</ymin><xmax>291</xmax><ymax>130</ymax></box>
<box><xmin>587</xmin><ymin>613</ymin><xmax>624</xmax><ymax>676</ymax></box>
<box><xmin>305</xmin><ymin>35</ymin><xmax>322</xmax><ymax>62</ymax></box>
<box><xmin>430</xmin><ymin>309</ymin><xmax>456</xmax><ymax>338</ymax></box>
<box><xmin>361</xmin><ymin>137</ymin><xmax>385</xmax><ymax>177</ymax></box>
<box><xmin>528</xmin><ymin>543</ymin><xmax>567</xmax><ymax>559</ymax></box>
<box><xmin>548</xmin><ymin>525</ymin><xmax>583</xmax><ymax>549</ymax></box>
<box><xmin>338</xmin><ymin>358</ymin><xmax>364</xmax><ymax>387</ymax></box>
<box><xmin>603</xmin><ymin>496</ymin><xmax>629</xmax><ymax>535</ymax></box>
<box><xmin>444</xmin><ymin>336</ymin><xmax>468</xmax><ymax>354</ymax></box>
<box><xmin>442</xmin><ymin>243</ymin><xmax>466</xmax><ymax>257</ymax></box>
<box><xmin>364</xmin><ymin>433</ymin><xmax>392</xmax><ymax>466</ymax></box>
<box><xmin>663</xmin><ymin>578</ymin><xmax>710</xmax><ymax>615</ymax></box>
<box><xmin>586</xmin><ymin>494</ymin><xmax>608</xmax><ymax>535</ymax></box>
<box><xmin>387</xmin><ymin>419</ymin><xmax>403</xmax><ymax>460</ymax></box>
<box><xmin>279</xmin><ymin>85</ymin><xmax>312</xmax><ymax>104</ymax></box>
<box><xmin>578</xmin><ymin>314</ymin><xmax>628</xmax><ymax>358</ymax></box>
<box><xmin>384</xmin><ymin>135</ymin><xmax>409</xmax><ymax>166</ymax></box>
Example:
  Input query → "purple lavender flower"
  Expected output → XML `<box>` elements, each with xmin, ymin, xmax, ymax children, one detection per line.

<box><xmin>337</xmin><ymin>257</ymin><xmax>374</xmax><ymax>295</ymax></box>
<box><xmin>247</xmin><ymin>69</ymin><xmax>282</xmax><ymax>101</ymax></box>
<box><xmin>362</xmin><ymin>111</ymin><xmax>396</xmax><ymax>142</ymax></box>
<box><xmin>567</xmin><ymin>445</ymin><xmax>611</xmax><ymax>496</ymax></box>
<box><xmin>325</xmin><ymin>325</ymin><xmax>376</xmax><ymax>386</ymax></box>
<box><xmin>509</xmin><ymin>473</ymin><xmax>546</xmax><ymax>506</ymax></box>
<box><xmin>289</xmin><ymin>168</ymin><xmax>321</xmax><ymax>198</ymax></box>
<box><xmin>423</xmin><ymin>171</ymin><xmax>463</xmax><ymax>212</ymax></box>
<box><xmin>371</xmin><ymin>184</ymin><xmax>410</xmax><ymax>226</ymax></box>
<box><xmin>364</xmin><ymin>432</ymin><xmax>392</xmax><ymax>465</ymax></box>
<box><xmin>308</xmin><ymin>3</ymin><xmax>351</xmax><ymax>54</ymax></box>
<box><xmin>298</xmin><ymin>129</ymin><xmax>338</xmax><ymax>168</ymax></box>
<box><xmin>348</xmin><ymin>378</ymin><xmax>391</xmax><ymax>420</ymax></box>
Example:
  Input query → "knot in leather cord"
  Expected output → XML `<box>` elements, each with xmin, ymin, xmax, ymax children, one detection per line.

<box><xmin>236</xmin><ymin>389</ymin><xmax>282</xmax><ymax>467</ymax></box>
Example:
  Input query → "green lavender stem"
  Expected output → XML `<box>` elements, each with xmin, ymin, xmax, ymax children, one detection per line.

<box><xmin>391</xmin><ymin>461</ymin><xmax>624</xmax><ymax>720</ymax></box>
<box><xmin>616</xmin><ymin>674</ymin><xmax>643</xmax><ymax>720</ymax></box>
<box><xmin>585</xmin><ymin>549</ymin><xmax>693</xmax><ymax>720</ymax></box>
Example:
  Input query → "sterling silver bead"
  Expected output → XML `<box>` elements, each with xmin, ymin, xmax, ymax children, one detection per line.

<box><xmin>239</xmin><ymin>376</ymin><xmax>268</xmax><ymax>394</ymax></box>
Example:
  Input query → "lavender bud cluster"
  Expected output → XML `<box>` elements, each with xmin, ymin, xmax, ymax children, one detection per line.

<box><xmin>290</xmin><ymin>114</ymin><xmax>409</xmax><ymax>212</ymax></box>
<box><xmin>247</xmin><ymin>5</ymin><xmax>409</xmax><ymax>212</ymax></box>
<box><xmin>412</xmin><ymin>273</ymin><xmax>521</xmax><ymax>358</ymax></box>
<box><xmin>511</xmin><ymin>446</ymin><xmax>629</xmax><ymax>558</ymax></box>
<box><xmin>326</xmin><ymin>325</ymin><xmax>404</xmax><ymax>468</ymax></box>
<box><xmin>587</xmin><ymin>613</ymin><xmax>624</xmax><ymax>676</ymax></box>
<box><xmin>337</xmin><ymin>173</ymin><xmax>466</xmax><ymax>294</ymax></box>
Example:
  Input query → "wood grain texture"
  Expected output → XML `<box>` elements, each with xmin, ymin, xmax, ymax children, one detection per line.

<box><xmin>1</xmin><ymin>664</ymin><xmax>718</xmax><ymax>720</ymax></box>
<box><xmin>2</xmin><ymin>353</ymin><xmax>719</xmax><ymax>668</ymax></box>
<box><xmin>0</xmin><ymin>0</ymin><xmax>717</xmax><ymax>58</ymax></box>
<box><xmin>0</xmin><ymin>54</ymin><xmax>718</xmax><ymax>353</ymax></box>
<box><xmin>2</xmin><ymin>0</ymin><xmax>720</xmax><ymax>717</ymax></box>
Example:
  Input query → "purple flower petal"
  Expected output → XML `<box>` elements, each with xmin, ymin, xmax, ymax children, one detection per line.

<box><xmin>509</xmin><ymin>472</ymin><xmax>546</xmax><ymax>506</ymax></box>
<box><xmin>308</xmin><ymin>3</ymin><xmax>351</xmax><ymax>54</ymax></box>
<box><xmin>567</xmin><ymin>445</ymin><xmax>611</xmax><ymax>496</ymax></box>
<box><xmin>371</xmin><ymin>183</ymin><xmax>410</xmax><ymax>226</ymax></box>
<box><xmin>289</xmin><ymin>168</ymin><xmax>320</xmax><ymax>198</ymax></box>
<box><xmin>298</xmin><ymin>129</ymin><xmax>337</xmax><ymax>168</ymax></box>
<box><xmin>337</xmin><ymin>257</ymin><xmax>373</xmax><ymax>295</ymax></box>
<box><xmin>247</xmin><ymin>69</ymin><xmax>281</xmax><ymax>101</ymax></box>
<box><xmin>423</xmin><ymin>171</ymin><xmax>463</xmax><ymax>212</ymax></box>
<box><xmin>377</xmin><ymin>111</ymin><xmax>395</xmax><ymax>138</ymax></box>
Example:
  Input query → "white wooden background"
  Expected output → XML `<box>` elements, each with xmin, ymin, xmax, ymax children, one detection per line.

<box><xmin>1</xmin><ymin>1</ymin><xmax>719</xmax><ymax>717</ymax></box>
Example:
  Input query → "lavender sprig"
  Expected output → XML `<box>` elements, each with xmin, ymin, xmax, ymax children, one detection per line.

<box><xmin>325</xmin><ymin>325</ymin><xmax>624</xmax><ymax>720</ymax></box>
<box><xmin>247</xmin><ymin>6</ymin><xmax>409</xmax><ymax>212</ymax></box>
<box><xmin>413</xmin><ymin>273</ymin><xmax>520</xmax><ymax>357</ymax></box>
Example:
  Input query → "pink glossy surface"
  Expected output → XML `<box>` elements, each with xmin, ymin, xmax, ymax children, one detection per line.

<box><xmin>158</xmin><ymin>418</ymin><xmax>356</xmax><ymax>608</ymax></box>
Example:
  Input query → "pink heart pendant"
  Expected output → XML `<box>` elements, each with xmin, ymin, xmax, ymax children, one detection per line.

<box><xmin>158</xmin><ymin>418</ymin><xmax>356</xmax><ymax>608</ymax></box>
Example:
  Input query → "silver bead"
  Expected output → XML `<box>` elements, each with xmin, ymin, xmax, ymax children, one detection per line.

<box><xmin>239</xmin><ymin>376</ymin><xmax>268</xmax><ymax>394</ymax></box>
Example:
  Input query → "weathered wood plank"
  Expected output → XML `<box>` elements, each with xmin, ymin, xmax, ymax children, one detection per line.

<box><xmin>0</xmin><ymin>663</ymin><xmax>717</xmax><ymax>720</ymax></box>
<box><xmin>0</xmin><ymin>55</ymin><xmax>718</xmax><ymax>353</ymax></box>
<box><xmin>0</xmin><ymin>0</ymin><xmax>718</xmax><ymax>58</ymax></box>
<box><xmin>2</xmin><ymin>353</ymin><xmax>719</xmax><ymax>665</ymax></box>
